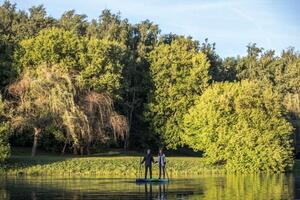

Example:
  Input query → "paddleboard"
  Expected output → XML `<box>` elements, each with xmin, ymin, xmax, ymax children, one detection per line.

<box><xmin>135</xmin><ymin>178</ymin><xmax>169</xmax><ymax>183</ymax></box>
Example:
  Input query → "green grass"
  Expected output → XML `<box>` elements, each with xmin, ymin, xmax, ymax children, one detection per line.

<box><xmin>0</xmin><ymin>147</ymin><xmax>225</xmax><ymax>177</ymax></box>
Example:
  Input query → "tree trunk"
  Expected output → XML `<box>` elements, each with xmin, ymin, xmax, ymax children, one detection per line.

<box><xmin>61</xmin><ymin>138</ymin><xmax>68</xmax><ymax>155</ymax></box>
<box><xmin>73</xmin><ymin>144</ymin><xmax>78</xmax><ymax>155</ymax></box>
<box><xmin>87</xmin><ymin>140</ymin><xmax>91</xmax><ymax>155</ymax></box>
<box><xmin>124</xmin><ymin>131</ymin><xmax>129</xmax><ymax>150</ymax></box>
<box><xmin>80</xmin><ymin>146</ymin><xmax>84</xmax><ymax>155</ymax></box>
<box><xmin>31</xmin><ymin>127</ymin><xmax>41</xmax><ymax>157</ymax></box>
<box><xmin>125</xmin><ymin>90</ymin><xmax>135</xmax><ymax>150</ymax></box>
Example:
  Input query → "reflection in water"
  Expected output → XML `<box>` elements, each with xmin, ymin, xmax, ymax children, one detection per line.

<box><xmin>158</xmin><ymin>184</ymin><xmax>167</xmax><ymax>200</ymax></box>
<box><xmin>143</xmin><ymin>183</ymin><xmax>167</xmax><ymax>200</ymax></box>
<box><xmin>144</xmin><ymin>183</ymin><xmax>152</xmax><ymax>199</ymax></box>
<box><xmin>0</xmin><ymin>174</ymin><xmax>297</xmax><ymax>199</ymax></box>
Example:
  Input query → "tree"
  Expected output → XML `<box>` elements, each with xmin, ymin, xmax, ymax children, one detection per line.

<box><xmin>274</xmin><ymin>49</ymin><xmax>300</xmax><ymax>153</ymax></box>
<box><xmin>183</xmin><ymin>81</ymin><xmax>294</xmax><ymax>172</ymax></box>
<box><xmin>17</xmin><ymin>27</ymin><xmax>85</xmax><ymax>70</ymax></box>
<box><xmin>8</xmin><ymin>65</ymin><xmax>128</xmax><ymax>156</ymax></box>
<box><xmin>0</xmin><ymin>96</ymin><xmax>10</xmax><ymax>162</ymax></box>
<box><xmin>221</xmin><ymin>57</ymin><xmax>237</xmax><ymax>82</ymax></box>
<box><xmin>97</xmin><ymin>9</ymin><xmax>131</xmax><ymax>45</ymax></box>
<box><xmin>0</xmin><ymin>1</ymin><xmax>27</xmax><ymax>90</ymax></box>
<box><xmin>26</xmin><ymin>5</ymin><xmax>56</xmax><ymax>36</ymax></box>
<box><xmin>78</xmin><ymin>38</ymin><xmax>126</xmax><ymax>98</ymax></box>
<box><xmin>146</xmin><ymin>37</ymin><xmax>211</xmax><ymax>148</ymax></box>
<box><xmin>236</xmin><ymin>43</ymin><xmax>278</xmax><ymax>84</ymax></box>
<box><xmin>58</xmin><ymin>10</ymin><xmax>88</xmax><ymax>36</ymax></box>
<box><xmin>120</xmin><ymin>20</ymin><xmax>159</xmax><ymax>149</ymax></box>
<box><xmin>200</xmin><ymin>38</ymin><xmax>224</xmax><ymax>82</ymax></box>
<box><xmin>0</xmin><ymin>1</ymin><xmax>56</xmax><ymax>91</ymax></box>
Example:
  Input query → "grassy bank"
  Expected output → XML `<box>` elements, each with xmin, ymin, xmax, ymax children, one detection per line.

<box><xmin>0</xmin><ymin>148</ymin><xmax>225</xmax><ymax>177</ymax></box>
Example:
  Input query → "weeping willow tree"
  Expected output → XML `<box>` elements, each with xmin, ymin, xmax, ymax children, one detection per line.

<box><xmin>8</xmin><ymin>64</ymin><xmax>128</xmax><ymax>156</ymax></box>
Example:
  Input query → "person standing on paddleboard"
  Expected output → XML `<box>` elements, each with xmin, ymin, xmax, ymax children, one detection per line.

<box><xmin>141</xmin><ymin>149</ymin><xmax>155</xmax><ymax>179</ymax></box>
<box><xmin>158</xmin><ymin>148</ymin><xmax>166</xmax><ymax>179</ymax></box>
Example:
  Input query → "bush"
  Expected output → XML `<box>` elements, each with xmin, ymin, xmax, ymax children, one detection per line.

<box><xmin>183</xmin><ymin>81</ymin><xmax>294</xmax><ymax>172</ymax></box>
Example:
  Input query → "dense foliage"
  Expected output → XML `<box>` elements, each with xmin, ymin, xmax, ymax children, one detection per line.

<box><xmin>0</xmin><ymin>96</ymin><xmax>10</xmax><ymax>162</ymax></box>
<box><xmin>183</xmin><ymin>81</ymin><xmax>294</xmax><ymax>172</ymax></box>
<box><xmin>0</xmin><ymin>1</ymin><xmax>299</xmax><ymax>172</ymax></box>
<box><xmin>18</xmin><ymin>27</ymin><xmax>84</xmax><ymax>70</ymax></box>
<box><xmin>8</xmin><ymin>65</ymin><xmax>128</xmax><ymax>156</ymax></box>
<box><xmin>146</xmin><ymin>37</ymin><xmax>211</xmax><ymax>148</ymax></box>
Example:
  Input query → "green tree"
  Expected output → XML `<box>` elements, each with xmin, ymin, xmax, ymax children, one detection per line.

<box><xmin>146</xmin><ymin>37</ymin><xmax>211</xmax><ymax>148</ymax></box>
<box><xmin>0</xmin><ymin>1</ymin><xmax>55</xmax><ymax>44</ymax></box>
<box><xmin>58</xmin><ymin>10</ymin><xmax>88</xmax><ymax>36</ymax></box>
<box><xmin>26</xmin><ymin>5</ymin><xmax>56</xmax><ymax>36</ymax></box>
<box><xmin>0</xmin><ymin>1</ymin><xmax>27</xmax><ymax>90</ymax></box>
<box><xmin>120</xmin><ymin>20</ymin><xmax>159</xmax><ymax>148</ymax></box>
<box><xmin>0</xmin><ymin>96</ymin><xmax>10</xmax><ymax>163</ymax></box>
<box><xmin>236</xmin><ymin>43</ymin><xmax>278</xmax><ymax>84</ymax></box>
<box><xmin>78</xmin><ymin>38</ymin><xmax>126</xmax><ymax>98</ymax></box>
<box><xmin>97</xmin><ymin>9</ymin><xmax>132</xmax><ymax>45</ymax></box>
<box><xmin>200</xmin><ymin>38</ymin><xmax>223</xmax><ymax>82</ymax></box>
<box><xmin>183</xmin><ymin>81</ymin><xmax>294</xmax><ymax>172</ymax></box>
<box><xmin>274</xmin><ymin>49</ymin><xmax>300</xmax><ymax>153</ymax></box>
<box><xmin>0</xmin><ymin>1</ymin><xmax>56</xmax><ymax>91</ymax></box>
<box><xmin>220</xmin><ymin>57</ymin><xmax>237</xmax><ymax>82</ymax></box>
<box><xmin>17</xmin><ymin>27</ymin><xmax>84</xmax><ymax>70</ymax></box>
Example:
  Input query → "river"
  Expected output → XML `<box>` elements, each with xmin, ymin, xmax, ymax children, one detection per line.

<box><xmin>0</xmin><ymin>174</ymin><xmax>298</xmax><ymax>199</ymax></box>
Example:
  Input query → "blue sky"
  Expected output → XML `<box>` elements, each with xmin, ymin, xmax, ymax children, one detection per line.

<box><xmin>5</xmin><ymin>0</ymin><xmax>300</xmax><ymax>57</ymax></box>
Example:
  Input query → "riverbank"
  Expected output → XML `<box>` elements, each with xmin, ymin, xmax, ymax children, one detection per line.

<box><xmin>0</xmin><ymin>148</ymin><xmax>224</xmax><ymax>177</ymax></box>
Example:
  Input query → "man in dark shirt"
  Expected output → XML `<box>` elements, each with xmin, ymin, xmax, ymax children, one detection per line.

<box><xmin>141</xmin><ymin>149</ymin><xmax>155</xmax><ymax>179</ymax></box>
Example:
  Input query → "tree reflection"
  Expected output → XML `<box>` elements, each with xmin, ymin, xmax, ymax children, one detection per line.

<box><xmin>0</xmin><ymin>174</ymin><xmax>296</xmax><ymax>200</ymax></box>
<box><xmin>199</xmin><ymin>174</ymin><xmax>294</xmax><ymax>200</ymax></box>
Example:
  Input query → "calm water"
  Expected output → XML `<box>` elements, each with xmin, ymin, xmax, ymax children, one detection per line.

<box><xmin>0</xmin><ymin>174</ymin><xmax>299</xmax><ymax>200</ymax></box>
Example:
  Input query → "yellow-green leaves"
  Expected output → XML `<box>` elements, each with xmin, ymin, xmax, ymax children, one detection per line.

<box><xmin>183</xmin><ymin>81</ymin><xmax>294</xmax><ymax>172</ymax></box>
<box><xmin>18</xmin><ymin>27</ymin><xmax>85</xmax><ymax>70</ymax></box>
<box><xmin>78</xmin><ymin>38</ymin><xmax>126</xmax><ymax>98</ymax></box>
<box><xmin>146</xmin><ymin>37</ymin><xmax>211</xmax><ymax>149</ymax></box>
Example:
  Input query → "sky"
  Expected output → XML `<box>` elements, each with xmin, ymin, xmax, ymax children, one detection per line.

<box><xmin>4</xmin><ymin>0</ymin><xmax>300</xmax><ymax>57</ymax></box>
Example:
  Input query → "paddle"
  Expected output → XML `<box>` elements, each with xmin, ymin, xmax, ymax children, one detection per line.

<box><xmin>139</xmin><ymin>157</ymin><xmax>142</xmax><ymax>179</ymax></box>
<box><xmin>165</xmin><ymin>164</ymin><xmax>169</xmax><ymax>180</ymax></box>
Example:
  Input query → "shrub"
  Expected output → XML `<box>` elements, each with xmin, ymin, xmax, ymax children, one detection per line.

<box><xmin>183</xmin><ymin>81</ymin><xmax>294</xmax><ymax>172</ymax></box>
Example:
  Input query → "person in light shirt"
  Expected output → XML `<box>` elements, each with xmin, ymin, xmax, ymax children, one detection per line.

<box><xmin>157</xmin><ymin>148</ymin><xmax>166</xmax><ymax>179</ymax></box>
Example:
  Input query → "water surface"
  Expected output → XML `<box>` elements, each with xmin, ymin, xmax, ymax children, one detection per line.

<box><xmin>0</xmin><ymin>174</ymin><xmax>298</xmax><ymax>199</ymax></box>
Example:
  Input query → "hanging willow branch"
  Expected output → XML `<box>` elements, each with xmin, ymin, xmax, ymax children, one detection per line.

<box><xmin>110</xmin><ymin>112</ymin><xmax>129</xmax><ymax>141</ymax></box>
<box><xmin>8</xmin><ymin>64</ymin><xmax>129</xmax><ymax>154</ymax></box>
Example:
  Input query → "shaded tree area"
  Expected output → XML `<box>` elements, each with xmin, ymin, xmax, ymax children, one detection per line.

<box><xmin>0</xmin><ymin>1</ymin><xmax>299</xmax><ymax>172</ymax></box>
<box><xmin>0</xmin><ymin>96</ymin><xmax>10</xmax><ymax>162</ymax></box>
